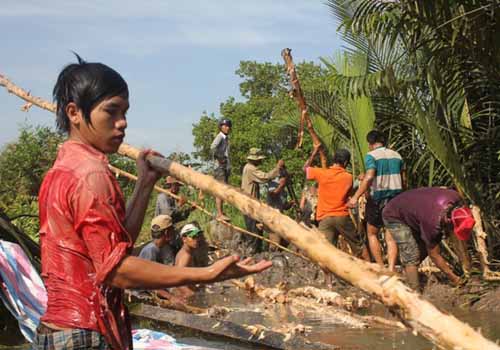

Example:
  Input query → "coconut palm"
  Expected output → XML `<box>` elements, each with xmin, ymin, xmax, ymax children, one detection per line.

<box><xmin>325</xmin><ymin>0</ymin><xmax>500</xmax><ymax>246</ymax></box>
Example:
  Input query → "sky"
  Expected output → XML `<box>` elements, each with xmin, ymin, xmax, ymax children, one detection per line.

<box><xmin>1</xmin><ymin>0</ymin><xmax>343</xmax><ymax>155</ymax></box>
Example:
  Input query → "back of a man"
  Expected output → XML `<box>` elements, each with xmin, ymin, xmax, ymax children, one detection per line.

<box><xmin>349</xmin><ymin>130</ymin><xmax>404</xmax><ymax>271</ymax></box>
<box><xmin>365</xmin><ymin>146</ymin><xmax>404</xmax><ymax>203</ymax></box>
<box><xmin>305</xmin><ymin>148</ymin><xmax>365</xmax><ymax>257</ymax></box>
<box><xmin>308</xmin><ymin>165</ymin><xmax>351</xmax><ymax>220</ymax></box>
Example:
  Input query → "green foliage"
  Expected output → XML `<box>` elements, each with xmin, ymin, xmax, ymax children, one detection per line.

<box><xmin>0</xmin><ymin>125</ymin><xmax>64</xmax><ymax>240</ymax></box>
<box><xmin>192</xmin><ymin>60</ymin><xmax>327</xmax><ymax>196</ymax></box>
<box><xmin>326</xmin><ymin>0</ymin><xmax>500</xmax><ymax>242</ymax></box>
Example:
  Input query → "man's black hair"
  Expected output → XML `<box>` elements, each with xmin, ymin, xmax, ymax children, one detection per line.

<box><xmin>366</xmin><ymin>130</ymin><xmax>385</xmax><ymax>145</ymax></box>
<box><xmin>332</xmin><ymin>148</ymin><xmax>351</xmax><ymax>166</ymax></box>
<box><xmin>53</xmin><ymin>53</ymin><xmax>129</xmax><ymax>133</ymax></box>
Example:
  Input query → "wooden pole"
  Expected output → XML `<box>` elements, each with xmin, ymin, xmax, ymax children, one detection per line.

<box><xmin>108</xmin><ymin>165</ymin><xmax>310</xmax><ymax>262</ymax></box>
<box><xmin>281</xmin><ymin>48</ymin><xmax>328</xmax><ymax>168</ymax></box>
<box><xmin>118</xmin><ymin>143</ymin><xmax>499</xmax><ymax>350</ymax></box>
<box><xmin>2</xmin><ymin>74</ymin><xmax>500</xmax><ymax>350</ymax></box>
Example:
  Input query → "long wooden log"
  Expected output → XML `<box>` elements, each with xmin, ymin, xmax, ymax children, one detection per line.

<box><xmin>108</xmin><ymin>165</ymin><xmax>309</xmax><ymax>261</ymax></box>
<box><xmin>2</xmin><ymin>74</ymin><xmax>500</xmax><ymax>350</ymax></box>
<box><xmin>281</xmin><ymin>48</ymin><xmax>327</xmax><ymax>168</ymax></box>
<box><xmin>118</xmin><ymin>143</ymin><xmax>499</xmax><ymax>350</ymax></box>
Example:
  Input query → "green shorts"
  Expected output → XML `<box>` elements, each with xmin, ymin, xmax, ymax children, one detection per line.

<box><xmin>318</xmin><ymin>215</ymin><xmax>364</xmax><ymax>257</ymax></box>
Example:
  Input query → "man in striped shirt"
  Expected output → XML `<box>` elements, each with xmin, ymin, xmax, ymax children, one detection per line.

<box><xmin>348</xmin><ymin>130</ymin><xmax>405</xmax><ymax>271</ymax></box>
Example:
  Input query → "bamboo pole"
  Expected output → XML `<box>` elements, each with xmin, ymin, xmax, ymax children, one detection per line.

<box><xmin>108</xmin><ymin>165</ymin><xmax>310</xmax><ymax>262</ymax></box>
<box><xmin>281</xmin><ymin>48</ymin><xmax>328</xmax><ymax>168</ymax></box>
<box><xmin>2</xmin><ymin>74</ymin><xmax>500</xmax><ymax>350</ymax></box>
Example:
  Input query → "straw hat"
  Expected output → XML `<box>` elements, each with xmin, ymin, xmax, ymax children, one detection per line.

<box><xmin>151</xmin><ymin>215</ymin><xmax>173</xmax><ymax>232</ymax></box>
<box><xmin>247</xmin><ymin>147</ymin><xmax>266</xmax><ymax>161</ymax></box>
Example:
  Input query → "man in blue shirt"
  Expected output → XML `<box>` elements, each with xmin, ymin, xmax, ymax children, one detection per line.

<box><xmin>348</xmin><ymin>130</ymin><xmax>405</xmax><ymax>271</ymax></box>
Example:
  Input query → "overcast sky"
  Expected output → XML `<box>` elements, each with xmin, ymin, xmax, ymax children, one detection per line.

<box><xmin>1</xmin><ymin>1</ymin><xmax>342</xmax><ymax>155</ymax></box>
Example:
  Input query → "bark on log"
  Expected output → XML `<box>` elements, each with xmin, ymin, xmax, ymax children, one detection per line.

<box><xmin>2</xmin><ymin>73</ymin><xmax>499</xmax><ymax>350</ymax></box>
<box><xmin>117</xmin><ymin>143</ymin><xmax>499</xmax><ymax>350</ymax></box>
<box><xmin>471</xmin><ymin>206</ymin><xmax>500</xmax><ymax>281</ymax></box>
<box><xmin>281</xmin><ymin>48</ymin><xmax>328</xmax><ymax>168</ymax></box>
<box><xmin>108</xmin><ymin>165</ymin><xmax>309</xmax><ymax>261</ymax></box>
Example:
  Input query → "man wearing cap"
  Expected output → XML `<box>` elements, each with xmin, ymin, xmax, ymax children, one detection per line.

<box><xmin>155</xmin><ymin>176</ymin><xmax>193</xmax><ymax>223</ymax></box>
<box><xmin>139</xmin><ymin>215</ymin><xmax>176</xmax><ymax>265</ymax></box>
<box><xmin>210</xmin><ymin>118</ymin><xmax>232</xmax><ymax>221</ymax></box>
<box><xmin>382</xmin><ymin>187</ymin><xmax>475</xmax><ymax>290</ymax></box>
<box><xmin>241</xmin><ymin>148</ymin><xmax>284</xmax><ymax>253</ymax></box>
<box><xmin>304</xmin><ymin>145</ymin><xmax>369</xmax><ymax>286</ymax></box>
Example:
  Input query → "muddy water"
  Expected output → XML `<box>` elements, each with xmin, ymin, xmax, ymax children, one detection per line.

<box><xmin>183</xmin><ymin>286</ymin><xmax>500</xmax><ymax>350</ymax></box>
<box><xmin>2</xmin><ymin>288</ymin><xmax>500</xmax><ymax>350</ymax></box>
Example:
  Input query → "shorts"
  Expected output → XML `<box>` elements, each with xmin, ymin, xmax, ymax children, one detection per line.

<box><xmin>33</xmin><ymin>326</ymin><xmax>109</xmax><ymax>350</ymax></box>
<box><xmin>318</xmin><ymin>215</ymin><xmax>364</xmax><ymax>257</ymax></box>
<box><xmin>214</xmin><ymin>166</ymin><xmax>230</xmax><ymax>183</ymax></box>
<box><xmin>383</xmin><ymin>221</ymin><xmax>426</xmax><ymax>266</ymax></box>
<box><xmin>366</xmin><ymin>197</ymin><xmax>391</xmax><ymax>228</ymax></box>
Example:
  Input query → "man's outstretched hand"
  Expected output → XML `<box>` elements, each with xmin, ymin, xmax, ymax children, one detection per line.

<box><xmin>204</xmin><ymin>255</ymin><xmax>272</xmax><ymax>282</ymax></box>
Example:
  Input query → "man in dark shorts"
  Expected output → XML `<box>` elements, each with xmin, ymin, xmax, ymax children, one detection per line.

<box><xmin>382</xmin><ymin>187</ymin><xmax>475</xmax><ymax>290</ymax></box>
<box><xmin>348</xmin><ymin>130</ymin><xmax>405</xmax><ymax>271</ymax></box>
<box><xmin>304</xmin><ymin>146</ymin><xmax>369</xmax><ymax>286</ymax></box>
<box><xmin>210</xmin><ymin>118</ymin><xmax>232</xmax><ymax>221</ymax></box>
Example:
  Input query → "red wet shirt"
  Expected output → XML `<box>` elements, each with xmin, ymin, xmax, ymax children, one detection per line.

<box><xmin>39</xmin><ymin>141</ymin><xmax>132</xmax><ymax>349</ymax></box>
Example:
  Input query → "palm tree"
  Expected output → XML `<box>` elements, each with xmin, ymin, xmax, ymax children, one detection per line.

<box><xmin>325</xmin><ymin>0</ymin><xmax>500</xmax><ymax>249</ymax></box>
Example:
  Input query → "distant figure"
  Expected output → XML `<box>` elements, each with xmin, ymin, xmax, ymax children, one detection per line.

<box><xmin>266</xmin><ymin>169</ymin><xmax>294</xmax><ymax>249</ymax></box>
<box><xmin>138</xmin><ymin>215</ymin><xmax>178</xmax><ymax>300</ymax></box>
<box><xmin>300</xmin><ymin>183</ymin><xmax>318</xmax><ymax>228</ymax></box>
<box><xmin>348</xmin><ymin>130</ymin><xmax>405</xmax><ymax>271</ymax></box>
<box><xmin>241</xmin><ymin>148</ymin><xmax>284</xmax><ymax>254</ymax></box>
<box><xmin>155</xmin><ymin>176</ymin><xmax>193</xmax><ymax>224</ymax></box>
<box><xmin>139</xmin><ymin>215</ymin><xmax>176</xmax><ymax>265</ymax></box>
<box><xmin>174</xmin><ymin>223</ymin><xmax>206</xmax><ymax>298</ymax></box>
<box><xmin>304</xmin><ymin>145</ymin><xmax>369</xmax><ymax>287</ymax></box>
<box><xmin>210</xmin><ymin>118</ymin><xmax>232</xmax><ymax>221</ymax></box>
<box><xmin>382</xmin><ymin>187</ymin><xmax>474</xmax><ymax>290</ymax></box>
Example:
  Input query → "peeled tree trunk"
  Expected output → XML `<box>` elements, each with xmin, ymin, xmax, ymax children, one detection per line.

<box><xmin>1</xmin><ymin>73</ymin><xmax>499</xmax><ymax>350</ymax></box>
<box><xmin>118</xmin><ymin>143</ymin><xmax>498</xmax><ymax>350</ymax></box>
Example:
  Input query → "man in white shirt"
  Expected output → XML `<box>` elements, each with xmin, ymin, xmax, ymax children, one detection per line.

<box><xmin>210</xmin><ymin>118</ymin><xmax>232</xmax><ymax>221</ymax></box>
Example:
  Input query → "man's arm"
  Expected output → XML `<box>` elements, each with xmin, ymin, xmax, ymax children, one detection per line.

<box><xmin>124</xmin><ymin>150</ymin><xmax>162</xmax><ymax>242</ymax></box>
<box><xmin>347</xmin><ymin>168</ymin><xmax>376</xmax><ymax>208</ymax></box>
<box><xmin>427</xmin><ymin>245</ymin><xmax>461</xmax><ymax>285</ymax></box>
<box><xmin>303</xmin><ymin>145</ymin><xmax>319</xmax><ymax>172</ymax></box>
<box><xmin>252</xmin><ymin>160</ymin><xmax>283</xmax><ymax>184</ymax></box>
<box><xmin>106</xmin><ymin>255</ymin><xmax>272</xmax><ymax>289</ymax></box>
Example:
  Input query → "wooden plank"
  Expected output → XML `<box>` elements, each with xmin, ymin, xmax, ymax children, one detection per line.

<box><xmin>130</xmin><ymin>303</ymin><xmax>337</xmax><ymax>350</ymax></box>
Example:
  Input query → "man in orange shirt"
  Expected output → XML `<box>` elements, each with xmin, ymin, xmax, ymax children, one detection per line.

<box><xmin>304</xmin><ymin>146</ymin><xmax>369</xmax><ymax>278</ymax></box>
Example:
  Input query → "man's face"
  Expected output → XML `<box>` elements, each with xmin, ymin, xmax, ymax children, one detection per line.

<box><xmin>70</xmin><ymin>95</ymin><xmax>129</xmax><ymax>154</ymax></box>
<box><xmin>183</xmin><ymin>235</ymin><xmax>200</xmax><ymax>249</ymax></box>
<box><xmin>164</xmin><ymin>226</ymin><xmax>176</xmax><ymax>243</ymax></box>
<box><xmin>170</xmin><ymin>183</ymin><xmax>180</xmax><ymax>194</ymax></box>
<box><xmin>221</xmin><ymin>124</ymin><xmax>231</xmax><ymax>134</ymax></box>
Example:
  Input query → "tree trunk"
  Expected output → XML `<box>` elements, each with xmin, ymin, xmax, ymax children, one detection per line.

<box><xmin>117</xmin><ymin>142</ymin><xmax>499</xmax><ymax>350</ymax></box>
<box><xmin>281</xmin><ymin>48</ymin><xmax>327</xmax><ymax>168</ymax></box>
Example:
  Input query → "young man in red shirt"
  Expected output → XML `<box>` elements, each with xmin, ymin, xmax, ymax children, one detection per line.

<box><xmin>35</xmin><ymin>56</ymin><xmax>271</xmax><ymax>350</ymax></box>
